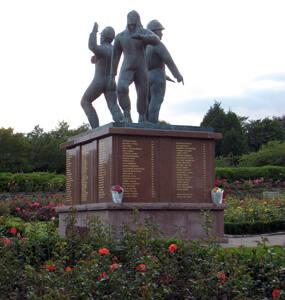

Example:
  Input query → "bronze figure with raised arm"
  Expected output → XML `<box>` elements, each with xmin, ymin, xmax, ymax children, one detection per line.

<box><xmin>146</xmin><ymin>20</ymin><xmax>184</xmax><ymax>123</ymax></box>
<box><xmin>81</xmin><ymin>22</ymin><xmax>124</xmax><ymax>129</ymax></box>
<box><xmin>110</xmin><ymin>10</ymin><xmax>160</xmax><ymax>123</ymax></box>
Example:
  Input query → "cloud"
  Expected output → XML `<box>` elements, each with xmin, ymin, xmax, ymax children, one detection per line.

<box><xmin>166</xmin><ymin>72</ymin><xmax>285</xmax><ymax>124</ymax></box>
<box><xmin>255</xmin><ymin>72</ymin><xmax>285</xmax><ymax>82</ymax></box>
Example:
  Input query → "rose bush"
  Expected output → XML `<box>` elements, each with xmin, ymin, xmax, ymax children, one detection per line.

<box><xmin>0</xmin><ymin>215</ymin><xmax>285</xmax><ymax>299</ymax></box>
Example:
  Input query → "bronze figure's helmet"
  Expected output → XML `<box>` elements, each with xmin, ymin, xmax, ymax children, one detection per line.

<box><xmin>147</xmin><ymin>20</ymin><xmax>165</xmax><ymax>32</ymax></box>
<box><xmin>101</xmin><ymin>26</ymin><xmax>115</xmax><ymax>41</ymax></box>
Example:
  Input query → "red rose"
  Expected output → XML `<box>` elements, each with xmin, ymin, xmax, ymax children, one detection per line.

<box><xmin>1</xmin><ymin>238</ymin><xmax>12</xmax><ymax>246</ymax></box>
<box><xmin>97</xmin><ymin>272</ymin><xmax>109</xmax><ymax>281</ymax></box>
<box><xmin>272</xmin><ymin>289</ymin><xmax>281</xmax><ymax>299</ymax></box>
<box><xmin>33</xmin><ymin>202</ymin><xmax>40</xmax><ymax>208</ymax></box>
<box><xmin>217</xmin><ymin>272</ymin><xmax>227</xmax><ymax>285</ymax></box>
<box><xmin>99</xmin><ymin>248</ymin><xmax>110</xmax><ymax>255</ymax></box>
<box><xmin>136</xmin><ymin>264</ymin><xmax>146</xmax><ymax>272</ymax></box>
<box><xmin>109</xmin><ymin>263</ymin><xmax>120</xmax><ymax>272</ymax></box>
<box><xmin>15</xmin><ymin>207</ymin><xmax>21</xmax><ymax>212</ymax></box>
<box><xmin>168</xmin><ymin>243</ymin><xmax>178</xmax><ymax>253</ymax></box>
<box><xmin>9</xmin><ymin>227</ymin><xmax>17</xmax><ymax>235</ymax></box>
<box><xmin>45</xmin><ymin>264</ymin><xmax>56</xmax><ymax>271</ymax></box>
<box><xmin>64</xmin><ymin>266</ymin><xmax>73</xmax><ymax>272</ymax></box>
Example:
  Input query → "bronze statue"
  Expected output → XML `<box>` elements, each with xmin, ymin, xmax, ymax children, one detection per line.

<box><xmin>81</xmin><ymin>22</ymin><xmax>124</xmax><ymax>129</ymax></box>
<box><xmin>110</xmin><ymin>10</ymin><xmax>160</xmax><ymax>123</ymax></box>
<box><xmin>146</xmin><ymin>20</ymin><xmax>184</xmax><ymax>123</ymax></box>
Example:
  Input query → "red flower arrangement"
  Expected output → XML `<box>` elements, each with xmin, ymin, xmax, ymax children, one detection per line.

<box><xmin>111</xmin><ymin>185</ymin><xmax>123</xmax><ymax>193</ymax></box>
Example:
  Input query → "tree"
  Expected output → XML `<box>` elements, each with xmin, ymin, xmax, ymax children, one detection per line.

<box><xmin>0</xmin><ymin>128</ymin><xmax>31</xmax><ymax>172</ymax></box>
<box><xmin>27</xmin><ymin>122</ymin><xmax>90</xmax><ymax>173</ymax></box>
<box><xmin>245</xmin><ymin>118</ymin><xmax>285</xmax><ymax>152</ymax></box>
<box><xmin>201</xmin><ymin>101</ymin><xmax>226</xmax><ymax>156</ymax></box>
<box><xmin>274</xmin><ymin>115</ymin><xmax>285</xmax><ymax>129</ymax></box>
<box><xmin>201</xmin><ymin>101</ymin><xmax>248</xmax><ymax>157</ymax></box>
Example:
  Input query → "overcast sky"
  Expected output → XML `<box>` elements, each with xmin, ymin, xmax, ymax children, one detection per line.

<box><xmin>0</xmin><ymin>0</ymin><xmax>285</xmax><ymax>133</ymax></box>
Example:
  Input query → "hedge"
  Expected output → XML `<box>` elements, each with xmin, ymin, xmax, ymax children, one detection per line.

<box><xmin>225</xmin><ymin>220</ymin><xmax>285</xmax><ymax>235</ymax></box>
<box><xmin>216</xmin><ymin>166</ymin><xmax>285</xmax><ymax>182</ymax></box>
<box><xmin>0</xmin><ymin>172</ymin><xmax>65</xmax><ymax>193</ymax></box>
<box><xmin>1</xmin><ymin>166</ymin><xmax>284</xmax><ymax>193</ymax></box>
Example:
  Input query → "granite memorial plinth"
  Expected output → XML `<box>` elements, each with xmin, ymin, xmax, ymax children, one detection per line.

<box><xmin>58</xmin><ymin>122</ymin><xmax>226</xmax><ymax>240</ymax></box>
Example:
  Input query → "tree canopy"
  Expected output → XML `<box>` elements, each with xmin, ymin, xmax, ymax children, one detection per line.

<box><xmin>0</xmin><ymin>122</ymin><xmax>90</xmax><ymax>173</ymax></box>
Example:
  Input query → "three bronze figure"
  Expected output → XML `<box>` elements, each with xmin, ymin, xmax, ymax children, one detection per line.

<box><xmin>81</xmin><ymin>10</ymin><xmax>183</xmax><ymax>129</ymax></box>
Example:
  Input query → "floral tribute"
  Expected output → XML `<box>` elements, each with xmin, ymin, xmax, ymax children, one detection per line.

<box><xmin>111</xmin><ymin>185</ymin><xmax>123</xmax><ymax>193</ymax></box>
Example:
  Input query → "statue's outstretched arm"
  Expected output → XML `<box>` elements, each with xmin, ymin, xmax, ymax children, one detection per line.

<box><xmin>159</xmin><ymin>43</ymin><xmax>184</xmax><ymax>84</ymax></box>
<box><xmin>88</xmin><ymin>22</ymin><xmax>108</xmax><ymax>57</ymax></box>
<box><xmin>88</xmin><ymin>22</ymin><xmax>98</xmax><ymax>53</ymax></box>
<box><xmin>131</xmin><ymin>29</ymin><xmax>160</xmax><ymax>46</ymax></box>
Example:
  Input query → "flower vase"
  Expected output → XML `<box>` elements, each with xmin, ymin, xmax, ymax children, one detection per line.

<box><xmin>111</xmin><ymin>186</ymin><xmax>124</xmax><ymax>204</ymax></box>
<box><xmin>211</xmin><ymin>190</ymin><xmax>224</xmax><ymax>205</ymax></box>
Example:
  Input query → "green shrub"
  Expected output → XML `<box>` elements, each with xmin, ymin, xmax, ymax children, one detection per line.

<box><xmin>216</xmin><ymin>166</ymin><xmax>285</xmax><ymax>182</ymax></box>
<box><xmin>0</xmin><ymin>172</ymin><xmax>65</xmax><ymax>192</ymax></box>
<box><xmin>239</xmin><ymin>140</ymin><xmax>285</xmax><ymax>167</ymax></box>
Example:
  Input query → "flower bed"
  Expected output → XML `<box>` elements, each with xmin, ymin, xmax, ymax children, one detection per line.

<box><xmin>224</xmin><ymin>196</ymin><xmax>285</xmax><ymax>234</ymax></box>
<box><xmin>215</xmin><ymin>177</ymin><xmax>285</xmax><ymax>198</ymax></box>
<box><xmin>0</xmin><ymin>192</ymin><xmax>64</xmax><ymax>221</ymax></box>
<box><xmin>0</xmin><ymin>215</ymin><xmax>285</xmax><ymax>299</ymax></box>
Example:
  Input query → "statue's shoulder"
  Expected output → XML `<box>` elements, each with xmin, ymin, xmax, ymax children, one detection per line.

<box><xmin>116</xmin><ymin>30</ymin><xmax>127</xmax><ymax>38</ymax></box>
<box><xmin>137</xmin><ymin>27</ymin><xmax>151</xmax><ymax>35</ymax></box>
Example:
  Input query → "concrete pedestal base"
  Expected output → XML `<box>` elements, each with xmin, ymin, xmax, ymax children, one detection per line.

<box><xmin>57</xmin><ymin>202</ymin><xmax>227</xmax><ymax>241</ymax></box>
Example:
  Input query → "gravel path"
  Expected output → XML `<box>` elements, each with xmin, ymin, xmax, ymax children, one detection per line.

<box><xmin>221</xmin><ymin>232</ymin><xmax>285</xmax><ymax>247</ymax></box>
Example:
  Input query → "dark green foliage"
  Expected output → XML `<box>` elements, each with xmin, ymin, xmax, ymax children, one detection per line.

<box><xmin>0</xmin><ymin>172</ymin><xmax>65</xmax><ymax>192</ymax></box>
<box><xmin>216</xmin><ymin>166</ymin><xmax>285</xmax><ymax>181</ymax></box>
<box><xmin>225</xmin><ymin>220</ymin><xmax>285</xmax><ymax>235</ymax></box>
<box><xmin>0</xmin><ymin>128</ymin><xmax>32</xmax><ymax>172</ymax></box>
<box><xmin>0</xmin><ymin>122</ymin><xmax>90</xmax><ymax>174</ymax></box>
<box><xmin>27</xmin><ymin>121</ymin><xmax>90</xmax><ymax>173</ymax></box>
<box><xmin>246</xmin><ymin>118</ymin><xmax>285</xmax><ymax>152</ymax></box>
<box><xmin>201</xmin><ymin>101</ymin><xmax>248</xmax><ymax>156</ymax></box>
<box><xmin>216</xmin><ymin>154</ymin><xmax>241</xmax><ymax>167</ymax></box>
<box><xmin>239</xmin><ymin>140</ymin><xmax>285</xmax><ymax>167</ymax></box>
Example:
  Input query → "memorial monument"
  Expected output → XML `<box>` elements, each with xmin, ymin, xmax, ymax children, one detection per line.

<box><xmin>58</xmin><ymin>11</ymin><xmax>226</xmax><ymax>241</ymax></box>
